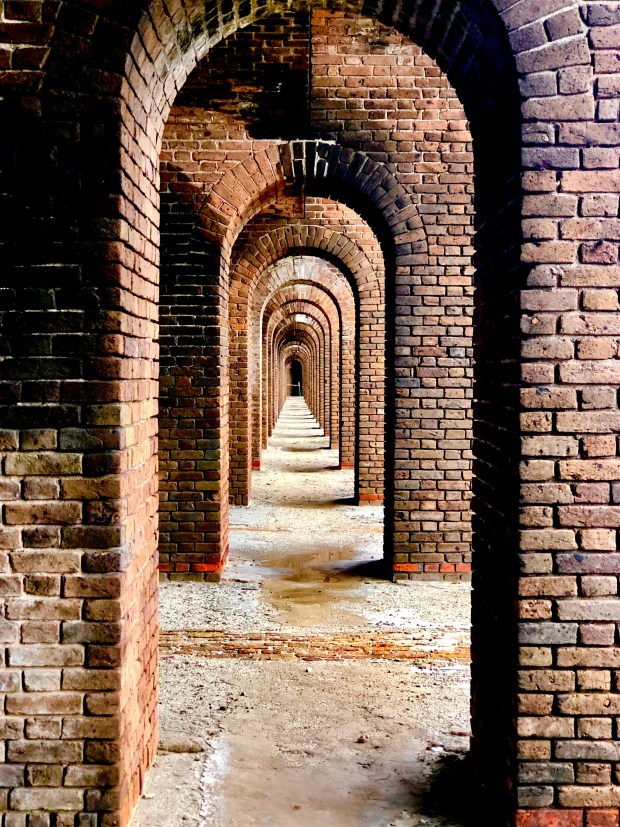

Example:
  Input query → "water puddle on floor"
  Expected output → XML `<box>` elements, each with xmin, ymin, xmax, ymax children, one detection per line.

<box><xmin>231</xmin><ymin>399</ymin><xmax>386</xmax><ymax>627</ymax></box>
<box><xmin>261</xmin><ymin>545</ymin><xmax>370</xmax><ymax>627</ymax></box>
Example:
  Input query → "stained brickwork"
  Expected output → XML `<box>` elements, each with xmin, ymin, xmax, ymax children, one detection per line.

<box><xmin>2</xmin><ymin>0</ymin><xmax>620</xmax><ymax>825</ymax></box>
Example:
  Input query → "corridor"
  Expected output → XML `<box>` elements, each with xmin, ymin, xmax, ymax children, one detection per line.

<box><xmin>132</xmin><ymin>399</ymin><xmax>471</xmax><ymax>827</ymax></box>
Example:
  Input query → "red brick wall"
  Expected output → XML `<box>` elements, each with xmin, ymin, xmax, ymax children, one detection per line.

<box><xmin>2</xmin><ymin>0</ymin><xmax>620</xmax><ymax>825</ymax></box>
<box><xmin>310</xmin><ymin>10</ymin><xmax>475</xmax><ymax>570</ymax></box>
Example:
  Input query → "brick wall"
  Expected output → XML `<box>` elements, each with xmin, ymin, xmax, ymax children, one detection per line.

<box><xmin>3</xmin><ymin>0</ymin><xmax>620</xmax><ymax>825</ymax></box>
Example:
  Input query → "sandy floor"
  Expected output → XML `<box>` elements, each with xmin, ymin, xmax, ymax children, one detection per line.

<box><xmin>132</xmin><ymin>398</ymin><xmax>472</xmax><ymax>827</ymax></box>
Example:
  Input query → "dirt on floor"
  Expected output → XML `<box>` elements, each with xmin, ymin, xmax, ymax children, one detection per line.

<box><xmin>131</xmin><ymin>398</ymin><xmax>472</xmax><ymax>827</ymax></box>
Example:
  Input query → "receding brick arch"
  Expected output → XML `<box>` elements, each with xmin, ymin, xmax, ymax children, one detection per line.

<box><xmin>262</xmin><ymin>271</ymin><xmax>356</xmax><ymax>465</ymax></box>
<box><xmin>281</xmin><ymin>342</ymin><xmax>314</xmax><ymax>414</ymax></box>
<box><xmin>262</xmin><ymin>282</ymin><xmax>349</xmax><ymax>445</ymax></box>
<box><xmin>202</xmin><ymin>141</ymin><xmax>427</xmax><ymax>257</ymax></box>
<box><xmin>229</xmin><ymin>223</ymin><xmax>372</xmax><ymax>503</ymax></box>
<box><xmin>159</xmin><ymin>141</ymin><xmax>400</xmax><ymax>581</ymax></box>
<box><xmin>4</xmin><ymin>0</ymin><xmax>614</xmax><ymax>825</ymax></box>
<box><xmin>262</xmin><ymin>287</ymin><xmax>344</xmax><ymax>459</ymax></box>
<box><xmin>250</xmin><ymin>247</ymin><xmax>367</xmax><ymax>473</ymax></box>
<box><xmin>229</xmin><ymin>251</ymin><xmax>354</xmax><ymax>502</ymax></box>
<box><xmin>269</xmin><ymin>299</ymin><xmax>334</xmax><ymax>436</ymax></box>
<box><xmin>271</xmin><ymin>309</ymin><xmax>326</xmax><ymax>422</ymax></box>
<box><xmin>232</xmin><ymin>213</ymin><xmax>384</xmax><ymax>298</ymax></box>
<box><xmin>158</xmin><ymin>13</ymin><xmax>477</xmax><ymax>575</ymax></box>
<box><xmin>274</xmin><ymin>321</ymin><xmax>323</xmax><ymax>421</ymax></box>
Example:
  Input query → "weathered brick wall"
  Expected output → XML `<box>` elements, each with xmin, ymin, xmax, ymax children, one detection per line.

<box><xmin>158</xmin><ymin>193</ymin><xmax>230</xmax><ymax>582</ymax></box>
<box><xmin>310</xmin><ymin>9</ymin><xmax>475</xmax><ymax>563</ymax></box>
<box><xmin>4</xmin><ymin>0</ymin><xmax>620</xmax><ymax>825</ymax></box>
<box><xmin>514</xmin><ymin>4</ymin><xmax>620</xmax><ymax>822</ymax></box>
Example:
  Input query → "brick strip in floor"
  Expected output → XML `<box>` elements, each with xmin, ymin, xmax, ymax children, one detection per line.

<box><xmin>160</xmin><ymin>629</ymin><xmax>470</xmax><ymax>662</ymax></box>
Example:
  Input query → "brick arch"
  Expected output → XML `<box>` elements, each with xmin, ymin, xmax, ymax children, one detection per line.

<box><xmin>273</xmin><ymin>313</ymin><xmax>329</xmax><ymax>412</ymax></box>
<box><xmin>230</xmin><ymin>250</ymin><xmax>354</xmax><ymax>501</ymax></box>
<box><xmin>232</xmin><ymin>217</ymin><xmax>384</xmax><ymax>298</ymax></box>
<box><xmin>281</xmin><ymin>341</ymin><xmax>314</xmax><ymax>414</ymax></box>
<box><xmin>282</xmin><ymin>346</ymin><xmax>312</xmax><ymax>408</ymax></box>
<box><xmin>26</xmin><ymin>0</ymin><xmax>525</xmax><ymax>145</ymax></box>
<box><xmin>201</xmin><ymin>141</ymin><xmax>427</xmax><ymax>261</ymax></box>
<box><xmin>282</xmin><ymin>350</ymin><xmax>310</xmax><ymax>405</ymax></box>
<box><xmin>267</xmin><ymin>297</ymin><xmax>336</xmax><ymax>443</ymax></box>
<box><xmin>115</xmin><ymin>0</ymin><xmax>517</xmax><ymax>128</ymax></box>
<box><xmin>261</xmin><ymin>281</ymin><xmax>352</xmax><ymax>450</ymax></box>
<box><xmin>256</xmin><ymin>258</ymin><xmax>365</xmax><ymax>490</ymax></box>
<box><xmin>261</xmin><ymin>274</ymin><xmax>356</xmax><ymax>466</ymax></box>
<box><xmin>230</xmin><ymin>231</ymin><xmax>375</xmax><ymax>503</ymax></box>
<box><xmin>263</xmin><ymin>288</ymin><xmax>343</xmax><ymax>463</ymax></box>
<box><xmin>274</xmin><ymin>321</ymin><xmax>323</xmax><ymax>423</ymax></box>
<box><xmin>2</xmin><ymin>0</ymin><xmax>610</xmax><ymax>824</ymax></box>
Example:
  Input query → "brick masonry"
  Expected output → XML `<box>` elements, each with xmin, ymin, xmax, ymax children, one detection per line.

<box><xmin>1</xmin><ymin>0</ymin><xmax>620</xmax><ymax>825</ymax></box>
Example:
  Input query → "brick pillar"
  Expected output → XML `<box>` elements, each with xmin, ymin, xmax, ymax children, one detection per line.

<box><xmin>158</xmin><ymin>198</ymin><xmax>230</xmax><ymax>581</ymax></box>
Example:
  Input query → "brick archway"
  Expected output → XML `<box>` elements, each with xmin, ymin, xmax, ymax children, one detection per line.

<box><xmin>274</xmin><ymin>318</ymin><xmax>324</xmax><ymax>419</ymax></box>
<box><xmin>229</xmin><ymin>235</ymin><xmax>365</xmax><ymax>503</ymax></box>
<box><xmin>271</xmin><ymin>305</ymin><xmax>331</xmax><ymax>430</ymax></box>
<box><xmin>3</xmin><ymin>1</ymin><xmax>613</xmax><ymax>825</ymax></box>
<box><xmin>262</xmin><ymin>287</ymin><xmax>345</xmax><ymax>461</ymax></box>
<box><xmin>160</xmin><ymin>143</ymin><xmax>401</xmax><ymax>582</ymax></box>
<box><xmin>217</xmin><ymin>147</ymin><xmax>406</xmax><ymax>515</ymax></box>
<box><xmin>282</xmin><ymin>346</ymin><xmax>313</xmax><ymax>408</ymax></box>
<box><xmin>262</xmin><ymin>275</ymin><xmax>355</xmax><ymax>461</ymax></box>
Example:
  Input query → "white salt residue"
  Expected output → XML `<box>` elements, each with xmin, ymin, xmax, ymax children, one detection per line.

<box><xmin>199</xmin><ymin>734</ymin><xmax>231</xmax><ymax>827</ymax></box>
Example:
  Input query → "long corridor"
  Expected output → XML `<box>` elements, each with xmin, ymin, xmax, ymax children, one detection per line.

<box><xmin>132</xmin><ymin>399</ymin><xmax>471</xmax><ymax>827</ymax></box>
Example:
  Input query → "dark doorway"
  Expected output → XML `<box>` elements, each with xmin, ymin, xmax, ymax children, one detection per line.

<box><xmin>290</xmin><ymin>358</ymin><xmax>303</xmax><ymax>396</ymax></box>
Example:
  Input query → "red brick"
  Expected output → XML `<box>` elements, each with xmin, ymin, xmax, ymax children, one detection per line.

<box><xmin>516</xmin><ymin>812</ymin><xmax>583</xmax><ymax>827</ymax></box>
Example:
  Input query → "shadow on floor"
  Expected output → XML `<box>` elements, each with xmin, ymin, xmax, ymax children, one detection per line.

<box><xmin>280</xmin><ymin>446</ymin><xmax>327</xmax><ymax>452</ymax></box>
<box><xmin>421</xmin><ymin>753</ymin><xmax>480</xmax><ymax>826</ymax></box>
<box><xmin>335</xmin><ymin>558</ymin><xmax>390</xmax><ymax>580</ymax></box>
<box><xmin>291</xmin><ymin>464</ymin><xmax>341</xmax><ymax>473</ymax></box>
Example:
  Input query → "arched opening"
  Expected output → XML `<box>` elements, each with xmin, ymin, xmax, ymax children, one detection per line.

<box><xmin>150</xmin><ymin>5</ymin><xmax>501</xmax><ymax>820</ymax></box>
<box><xmin>289</xmin><ymin>358</ymin><xmax>304</xmax><ymax>397</ymax></box>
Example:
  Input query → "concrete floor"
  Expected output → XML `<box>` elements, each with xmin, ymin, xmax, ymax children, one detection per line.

<box><xmin>131</xmin><ymin>398</ymin><xmax>472</xmax><ymax>827</ymax></box>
